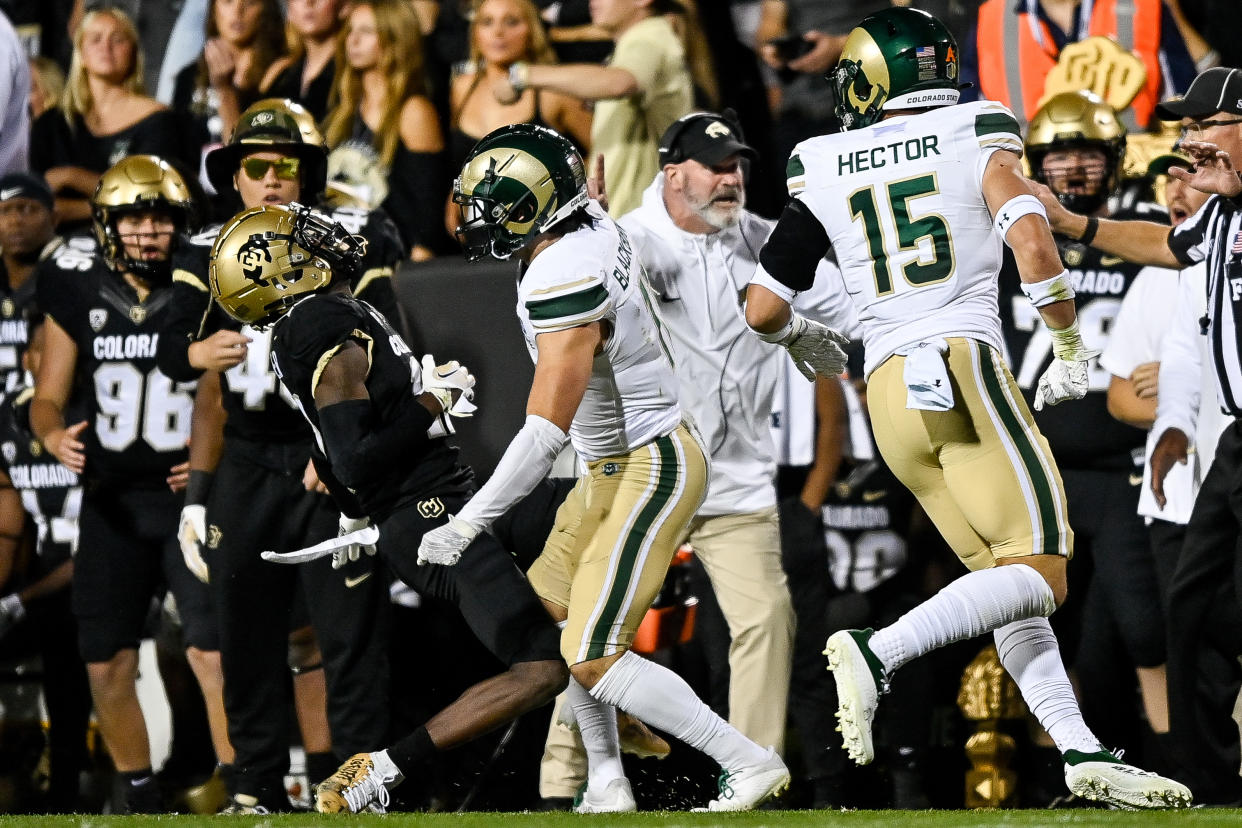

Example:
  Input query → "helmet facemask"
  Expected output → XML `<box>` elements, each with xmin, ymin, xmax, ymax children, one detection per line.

<box><xmin>100</xmin><ymin>203</ymin><xmax>187</xmax><ymax>284</ymax></box>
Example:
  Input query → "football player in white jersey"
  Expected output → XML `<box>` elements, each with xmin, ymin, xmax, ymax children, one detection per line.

<box><xmin>421</xmin><ymin>124</ymin><xmax>791</xmax><ymax>812</ymax></box>
<box><xmin>744</xmin><ymin>6</ymin><xmax>1191</xmax><ymax>810</ymax></box>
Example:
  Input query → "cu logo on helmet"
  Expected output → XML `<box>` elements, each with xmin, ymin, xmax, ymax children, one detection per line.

<box><xmin>237</xmin><ymin>233</ymin><xmax>274</xmax><ymax>282</ymax></box>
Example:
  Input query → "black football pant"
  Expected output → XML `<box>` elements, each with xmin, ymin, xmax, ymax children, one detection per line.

<box><xmin>0</xmin><ymin>587</ymin><xmax>92</xmax><ymax>809</ymax></box>
<box><xmin>209</xmin><ymin>439</ymin><xmax>390</xmax><ymax>803</ymax></box>
<box><xmin>1165</xmin><ymin>418</ymin><xmax>1242</xmax><ymax>803</ymax></box>
<box><xmin>1057</xmin><ymin>467</ymin><xmax>1162</xmax><ymax>757</ymax></box>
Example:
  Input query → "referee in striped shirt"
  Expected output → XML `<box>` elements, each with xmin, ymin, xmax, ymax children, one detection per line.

<box><xmin>1033</xmin><ymin>66</ymin><xmax>1242</xmax><ymax>803</ymax></box>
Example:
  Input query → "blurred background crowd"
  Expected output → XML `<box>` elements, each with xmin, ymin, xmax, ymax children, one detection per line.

<box><xmin>0</xmin><ymin>0</ymin><xmax>1240</xmax><ymax>815</ymax></box>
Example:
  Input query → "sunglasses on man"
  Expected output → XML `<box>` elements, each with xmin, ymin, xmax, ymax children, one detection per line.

<box><xmin>240</xmin><ymin>156</ymin><xmax>302</xmax><ymax>181</ymax></box>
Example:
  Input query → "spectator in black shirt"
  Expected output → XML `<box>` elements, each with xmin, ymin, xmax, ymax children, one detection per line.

<box><xmin>323</xmin><ymin>0</ymin><xmax>449</xmax><ymax>260</ymax></box>
<box><xmin>30</xmin><ymin>7</ymin><xmax>186</xmax><ymax>236</ymax></box>
<box><xmin>171</xmin><ymin>0</ymin><xmax>286</xmax><ymax>218</ymax></box>
<box><xmin>260</xmin><ymin>0</ymin><xmax>347</xmax><ymax>121</ymax></box>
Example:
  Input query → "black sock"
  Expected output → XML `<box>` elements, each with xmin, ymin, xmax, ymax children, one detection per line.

<box><xmin>386</xmin><ymin>726</ymin><xmax>436</xmax><ymax>776</ymax></box>
<box><xmin>121</xmin><ymin>768</ymin><xmax>156</xmax><ymax>786</ymax></box>
<box><xmin>306</xmin><ymin>751</ymin><xmax>338</xmax><ymax>786</ymax></box>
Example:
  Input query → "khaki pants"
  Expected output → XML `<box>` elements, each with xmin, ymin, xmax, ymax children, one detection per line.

<box><xmin>539</xmin><ymin>507</ymin><xmax>794</xmax><ymax>796</ymax></box>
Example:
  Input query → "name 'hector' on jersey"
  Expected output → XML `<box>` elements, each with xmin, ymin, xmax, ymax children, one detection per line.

<box><xmin>837</xmin><ymin>136</ymin><xmax>942</xmax><ymax>175</ymax></box>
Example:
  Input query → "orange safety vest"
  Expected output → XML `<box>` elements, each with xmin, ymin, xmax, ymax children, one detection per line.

<box><xmin>976</xmin><ymin>0</ymin><xmax>1163</xmax><ymax>127</ymax></box>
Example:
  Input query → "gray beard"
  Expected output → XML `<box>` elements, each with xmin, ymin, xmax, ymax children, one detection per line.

<box><xmin>691</xmin><ymin>195</ymin><xmax>744</xmax><ymax>231</ymax></box>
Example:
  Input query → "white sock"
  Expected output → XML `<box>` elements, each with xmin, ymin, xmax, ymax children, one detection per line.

<box><xmin>370</xmin><ymin>749</ymin><xmax>403</xmax><ymax>783</ymax></box>
<box><xmin>870</xmin><ymin>564</ymin><xmax>1056</xmax><ymax>674</ymax></box>
<box><xmin>589</xmin><ymin>650</ymin><xmax>768</xmax><ymax>771</ymax></box>
<box><xmin>994</xmin><ymin>617</ymin><xmax>1103</xmax><ymax>754</ymax></box>
<box><xmin>565</xmin><ymin>676</ymin><xmax>625</xmax><ymax>788</ymax></box>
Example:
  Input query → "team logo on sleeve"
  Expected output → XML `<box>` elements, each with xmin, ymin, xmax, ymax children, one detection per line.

<box><xmin>89</xmin><ymin>309</ymin><xmax>108</xmax><ymax>332</ymax></box>
<box><xmin>1</xmin><ymin>442</ymin><xmax>14</xmax><ymax>465</ymax></box>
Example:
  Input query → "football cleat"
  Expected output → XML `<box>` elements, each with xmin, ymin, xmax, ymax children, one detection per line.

<box><xmin>1063</xmin><ymin>749</ymin><xmax>1193</xmax><ymax>810</ymax></box>
<box><xmin>693</xmin><ymin>747</ymin><xmax>790</xmax><ymax>812</ymax></box>
<box><xmin>573</xmin><ymin>778</ymin><xmax>637</xmax><ymax>814</ymax></box>
<box><xmin>825</xmin><ymin>628</ymin><xmax>889</xmax><ymax>765</ymax></box>
<box><xmin>314</xmin><ymin>752</ymin><xmax>403</xmax><ymax>814</ymax></box>
<box><xmin>618</xmin><ymin>712</ymin><xmax>671</xmax><ymax>760</ymax></box>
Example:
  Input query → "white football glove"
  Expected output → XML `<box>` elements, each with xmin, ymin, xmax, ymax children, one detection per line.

<box><xmin>333</xmin><ymin>515</ymin><xmax>379</xmax><ymax>569</ymax></box>
<box><xmin>1033</xmin><ymin>321</ymin><xmax>1100</xmax><ymax>411</ymax></box>
<box><xmin>178</xmin><ymin>505</ymin><xmax>210</xmax><ymax>583</ymax></box>
<box><xmin>757</xmin><ymin>313</ymin><xmax>850</xmax><ymax>381</ymax></box>
<box><xmin>417</xmin><ymin>514</ymin><xmax>479</xmax><ymax>567</ymax></box>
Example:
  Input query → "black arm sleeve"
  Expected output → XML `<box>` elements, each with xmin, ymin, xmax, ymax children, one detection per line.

<box><xmin>317</xmin><ymin>398</ymin><xmax>435</xmax><ymax>492</ymax></box>
<box><xmin>156</xmin><ymin>280</ymin><xmax>214</xmax><ymax>382</ymax></box>
<box><xmin>758</xmin><ymin>198</ymin><xmax>832</xmax><ymax>293</ymax></box>
<box><xmin>309</xmin><ymin>443</ymin><xmax>368</xmax><ymax>519</ymax></box>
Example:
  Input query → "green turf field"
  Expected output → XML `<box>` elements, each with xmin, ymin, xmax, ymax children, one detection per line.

<box><xmin>0</xmin><ymin>811</ymin><xmax>1236</xmax><ymax>827</ymax></box>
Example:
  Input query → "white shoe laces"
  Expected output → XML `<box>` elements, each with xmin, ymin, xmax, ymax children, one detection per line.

<box><xmin>342</xmin><ymin>771</ymin><xmax>391</xmax><ymax>812</ymax></box>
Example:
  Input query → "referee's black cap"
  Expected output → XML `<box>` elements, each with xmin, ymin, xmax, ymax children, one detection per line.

<box><xmin>1155</xmin><ymin>67</ymin><xmax>1242</xmax><ymax>120</ymax></box>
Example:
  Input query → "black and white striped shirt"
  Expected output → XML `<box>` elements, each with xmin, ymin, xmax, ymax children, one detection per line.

<box><xmin>1169</xmin><ymin>195</ymin><xmax>1242</xmax><ymax>417</ymax></box>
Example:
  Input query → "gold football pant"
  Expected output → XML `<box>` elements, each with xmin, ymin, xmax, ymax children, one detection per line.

<box><xmin>527</xmin><ymin>422</ymin><xmax>708</xmax><ymax>665</ymax></box>
<box><xmin>866</xmin><ymin>338</ymin><xmax>1072</xmax><ymax>571</ymax></box>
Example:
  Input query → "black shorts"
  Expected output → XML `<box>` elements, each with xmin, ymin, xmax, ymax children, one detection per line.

<box><xmin>379</xmin><ymin>493</ymin><xmax>561</xmax><ymax>667</ymax></box>
<box><xmin>74</xmin><ymin>485</ymin><xmax>217</xmax><ymax>662</ymax></box>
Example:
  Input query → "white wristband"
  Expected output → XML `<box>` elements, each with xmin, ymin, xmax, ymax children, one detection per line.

<box><xmin>1021</xmin><ymin>270</ymin><xmax>1076</xmax><ymax>308</ymax></box>
<box><xmin>994</xmin><ymin>193</ymin><xmax>1048</xmax><ymax>244</ymax></box>
<box><xmin>754</xmin><ymin>312</ymin><xmax>805</xmax><ymax>346</ymax></box>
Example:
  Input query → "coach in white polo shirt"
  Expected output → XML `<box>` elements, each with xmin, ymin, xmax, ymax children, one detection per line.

<box><xmin>623</xmin><ymin>111</ymin><xmax>855</xmax><ymax>753</ymax></box>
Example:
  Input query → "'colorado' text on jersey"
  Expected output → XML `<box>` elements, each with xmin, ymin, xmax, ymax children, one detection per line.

<box><xmin>37</xmin><ymin>244</ymin><xmax>194</xmax><ymax>484</ymax></box>
<box><xmin>787</xmin><ymin>100</ymin><xmax>1021</xmax><ymax>377</ymax></box>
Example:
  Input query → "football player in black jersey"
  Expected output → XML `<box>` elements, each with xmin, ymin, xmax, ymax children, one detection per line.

<box><xmin>155</xmin><ymin>99</ymin><xmax>404</xmax><ymax>813</ymax></box>
<box><xmin>0</xmin><ymin>173</ymin><xmax>65</xmax><ymax>396</ymax></box>
<box><xmin>0</xmin><ymin>320</ymin><xmax>92</xmax><ymax>810</ymax></box>
<box><xmin>997</xmin><ymin>91</ymin><xmax>1169</xmax><ymax>765</ymax></box>
<box><xmin>209</xmin><ymin>203</ymin><xmax>567</xmax><ymax>814</ymax></box>
<box><xmin>28</xmin><ymin>155</ymin><xmax>231</xmax><ymax>814</ymax></box>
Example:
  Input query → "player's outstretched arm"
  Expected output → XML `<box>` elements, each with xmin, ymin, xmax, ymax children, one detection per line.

<box><xmin>417</xmin><ymin>325</ymin><xmax>589</xmax><ymax>567</ymax></box>
<box><xmin>1024</xmin><ymin>176</ymin><xmax>1182</xmax><ymax>269</ymax></box>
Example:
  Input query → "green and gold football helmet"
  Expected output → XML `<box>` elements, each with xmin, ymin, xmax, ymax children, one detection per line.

<box><xmin>92</xmin><ymin>154</ymin><xmax>196</xmax><ymax>282</ymax></box>
<box><xmin>1026</xmin><ymin>90</ymin><xmax>1127</xmax><ymax>214</ymax></box>
<box><xmin>209</xmin><ymin>203</ymin><xmax>356</xmax><ymax>327</ymax></box>
<box><xmin>832</xmin><ymin>7</ymin><xmax>961</xmax><ymax>131</ymax></box>
<box><xmin>452</xmin><ymin>124</ymin><xmax>588</xmax><ymax>261</ymax></box>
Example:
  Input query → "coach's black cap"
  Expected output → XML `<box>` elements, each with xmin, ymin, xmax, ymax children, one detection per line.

<box><xmin>0</xmin><ymin>172</ymin><xmax>53</xmax><ymax>210</ymax></box>
<box><xmin>658</xmin><ymin>112</ymin><xmax>758</xmax><ymax>167</ymax></box>
<box><xmin>1155</xmin><ymin>67</ymin><xmax>1242</xmax><ymax>120</ymax></box>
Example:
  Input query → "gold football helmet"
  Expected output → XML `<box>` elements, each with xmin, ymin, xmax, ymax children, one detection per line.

<box><xmin>92</xmin><ymin>154</ymin><xmax>195</xmax><ymax>281</ymax></box>
<box><xmin>1026</xmin><ymin>91</ymin><xmax>1127</xmax><ymax>214</ymax></box>
<box><xmin>209</xmin><ymin>205</ymin><xmax>335</xmax><ymax>327</ymax></box>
